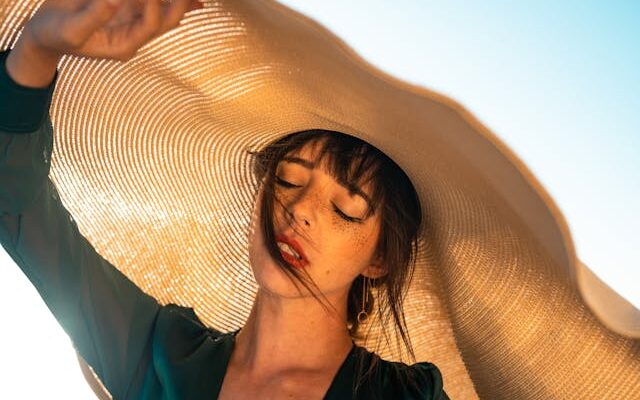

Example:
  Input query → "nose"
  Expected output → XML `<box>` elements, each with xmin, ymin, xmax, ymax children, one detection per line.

<box><xmin>286</xmin><ymin>188</ymin><xmax>318</xmax><ymax>228</ymax></box>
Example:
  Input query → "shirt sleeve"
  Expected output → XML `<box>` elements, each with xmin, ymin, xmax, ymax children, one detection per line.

<box><xmin>0</xmin><ymin>48</ymin><xmax>162</xmax><ymax>400</ymax></box>
<box><xmin>410</xmin><ymin>362</ymin><xmax>450</xmax><ymax>400</ymax></box>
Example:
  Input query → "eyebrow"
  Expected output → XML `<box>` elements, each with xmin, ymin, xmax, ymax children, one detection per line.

<box><xmin>281</xmin><ymin>156</ymin><xmax>373</xmax><ymax>212</ymax></box>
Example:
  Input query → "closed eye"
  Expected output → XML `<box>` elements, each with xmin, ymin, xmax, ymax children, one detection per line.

<box><xmin>275</xmin><ymin>176</ymin><xmax>362</xmax><ymax>223</ymax></box>
<box><xmin>331</xmin><ymin>203</ymin><xmax>362</xmax><ymax>223</ymax></box>
<box><xmin>275</xmin><ymin>175</ymin><xmax>300</xmax><ymax>188</ymax></box>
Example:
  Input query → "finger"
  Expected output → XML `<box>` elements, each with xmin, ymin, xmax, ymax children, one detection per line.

<box><xmin>124</xmin><ymin>0</ymin><xmax>163</xmax><ymax>53</ymax></box>
<box><xmin>158</xmin><ymin>0</ymin><xmax>199</xmax><ymax>35</ymax></box>
<box><xmin>65</xmin><ymin>0</ymin><xmax>124</xmax><ymax>45</ymax></box>
<box><xmin>188</xmin><ymin>0</ymin><xmax>205</xmax><ymax>13</ymax></box>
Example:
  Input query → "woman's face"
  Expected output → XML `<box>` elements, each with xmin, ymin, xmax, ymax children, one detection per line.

<box><xmin>248</xmin><ymin>140</ymin><xmax>386</xmax><ymax>299</ymax></box>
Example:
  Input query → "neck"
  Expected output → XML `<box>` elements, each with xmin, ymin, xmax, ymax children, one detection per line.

<box><xmin>230</xmin><ymin>287</ymin><xmax>355</xmax><ymax>379</ymax></box>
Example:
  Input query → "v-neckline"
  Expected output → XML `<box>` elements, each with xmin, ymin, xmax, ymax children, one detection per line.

<box><xmin>214</xmin><ymin>328</ymin><xmax>358</xmax><ymax>399</ymax></box>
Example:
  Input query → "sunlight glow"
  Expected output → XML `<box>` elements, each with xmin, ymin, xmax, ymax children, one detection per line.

<box><xmin>1</xmin><ymin>1</ymin><xmax>637</xmax><ymax>398</ymax></box>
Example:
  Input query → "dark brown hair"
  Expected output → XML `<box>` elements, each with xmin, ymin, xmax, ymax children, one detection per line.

<box><xmin>248</xmin><ymin>129</ymin><xmax>423</xmax><ymax>398</ymax></box>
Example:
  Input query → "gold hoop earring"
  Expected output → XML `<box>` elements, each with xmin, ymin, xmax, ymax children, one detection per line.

<box><xmin>357</xmin><ymin>276</ymin><xmax>370</xmax><ymax>324</ymax></box>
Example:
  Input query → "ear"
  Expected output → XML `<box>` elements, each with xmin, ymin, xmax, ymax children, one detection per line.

<box><xmin>362</xmin><ymin>255</ymin><xmax>388</xmax><ymax>280</ymax></box>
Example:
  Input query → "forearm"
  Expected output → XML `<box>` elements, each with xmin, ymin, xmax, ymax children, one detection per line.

<box><xmin>1</xmin><ymin>50</ymin><xmax>161</xmax><ymax>398</ymax></box>
<box><xmin>0</xmin><ymin>48</ymin><xmax>57</xmax><ymax>212</ymax></box>
<box><xmin>6</xmin><ymin>30</ymin><xmax>61</xmax><ymax>89</ymax></box>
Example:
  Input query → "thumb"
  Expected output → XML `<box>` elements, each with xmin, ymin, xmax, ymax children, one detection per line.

<box><xmin>187</xmin><ymin>1</ymin><xmax>204</xmax><ymax>12</ymax></box>
<box><xmin>65</xmin><ymin>0</ymin><xmax>124</xmax><ymax>45</ymax></box>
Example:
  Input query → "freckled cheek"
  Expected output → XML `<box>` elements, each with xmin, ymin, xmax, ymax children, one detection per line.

<box><xmin>332</xmin><ymin>220</ymin><xmax>371</xmax><ymax>253</ymax></box>
<box><xmin>353</xmin><ymin>229</ymin><xmax>373</xmax><ymax>249</ymax></box>
<box><xmin>320</xmin><ymin>227</ymin><xmax>375</xmax><ymax>279</ymax></box>
<box><xmin>339</xmin><ymin>218</ymin><xmax>373</xmax><ymax>248</ymax></box>
<box><xmin>331</xmin><ymin>216</ymin><xmax>360</xmax><ymax>241</ymax></box>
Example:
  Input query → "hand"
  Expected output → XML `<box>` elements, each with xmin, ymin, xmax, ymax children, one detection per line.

<box><xmin>22</xmin><ymin>0</ymin><xmax>203</xmax><ymax>62</ymax></box>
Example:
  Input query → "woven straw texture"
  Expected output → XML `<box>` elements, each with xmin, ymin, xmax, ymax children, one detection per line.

<box><xmin>1</xmin><ymin>1</ymin><xmax>639</xmax><ymax>399</ymax></box>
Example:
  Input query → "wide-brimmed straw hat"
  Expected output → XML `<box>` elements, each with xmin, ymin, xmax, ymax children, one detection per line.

<box><xmin>2</xmin><ymin>1</ymin><xmax>639</xmax><ymax>399</ymax></box>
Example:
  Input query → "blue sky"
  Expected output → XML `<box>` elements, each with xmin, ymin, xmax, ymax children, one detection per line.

<box><xmin>0</xmin><ymin>1</ymin><xmax>637</xmax><ymax>398</ymax></box>
<box><xmin>276</xmin><ymin>0</ymin><xmax>639</xmax><ymax>306</ymax></box>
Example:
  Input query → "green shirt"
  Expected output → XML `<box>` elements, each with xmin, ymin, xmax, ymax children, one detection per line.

<box><xmin>0</xmin><ymin>49</ymin><xmax>448</xmax><ymax>400</ymax></box>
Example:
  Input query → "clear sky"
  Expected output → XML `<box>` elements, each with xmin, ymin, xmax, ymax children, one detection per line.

<box><xmin>0</xmin><ymin>1</ymin><xmax>637</xmax><ymax>398</ymax></box>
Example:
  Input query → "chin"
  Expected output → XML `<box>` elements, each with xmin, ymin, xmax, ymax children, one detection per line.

<box><xmin>247</xmin><ymin>200</ymin><xmax>306</xmax><ymax>297</ymax></box>
<box><xmin>249</xmin><ymin>242</ymin><xmax>300</xmax><ymax>298</ymax></box>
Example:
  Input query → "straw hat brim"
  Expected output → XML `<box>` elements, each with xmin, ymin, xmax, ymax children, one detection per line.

<box><xmin>1</xmin><ymin>1</ymin><xmax>639</xmax><ymax>399</ymax></box>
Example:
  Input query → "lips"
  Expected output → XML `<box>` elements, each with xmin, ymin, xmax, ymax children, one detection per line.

<box><xmin>275</xmin><ymin>234</ymin><xmax>309</xmax><ymax>269</ymax></box>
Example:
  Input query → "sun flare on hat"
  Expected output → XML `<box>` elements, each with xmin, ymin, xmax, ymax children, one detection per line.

<box><xmin>1</xmin><ymin>1</ymin><xmax>639</xmax><ymax>399</ymax></box>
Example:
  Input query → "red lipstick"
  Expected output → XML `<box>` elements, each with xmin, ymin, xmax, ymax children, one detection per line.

<box><xmin>275</xmin><ymin>234</ymin><xmax>309</xmax><ymax>269</ymax></box>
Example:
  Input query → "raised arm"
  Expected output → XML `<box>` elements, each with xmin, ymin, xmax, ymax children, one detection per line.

<box><xmin>0</xmin><ymin>47</ymin><xmax>165</xmax><ymax>398</ymax></box>
<box><xmin>0</xmin><ymin>3</ymin><xmax>202</xmax><ymax>396</ymax></box>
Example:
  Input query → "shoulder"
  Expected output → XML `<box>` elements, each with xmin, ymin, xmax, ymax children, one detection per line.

<box><xmin>405</xmin><ymin>361</ymin><xmax>448</xmax><ymax>399</ymax></box>
<box><xmin>151</xmin><ymin>304</ymin><xmax>232</xmax><ymax>371</ymax></box>
<box><xmin>154</xmin><ymin>303</ymin><xmax>229</xmax><ymax>348</ymax></box>
<box><xmin>147</xmin><ymin>304</ymin><xmax>236</xmax><ymax>396</ymax></box>
<box><xmin>358</xmin><ymin>348</ymin><xmax>448</xmax><ymax>400</ymax></box>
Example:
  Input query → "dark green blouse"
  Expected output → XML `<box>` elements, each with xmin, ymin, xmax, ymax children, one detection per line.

<box><xmin>0</xmin><ymin>49</ymin><xmax>449</xmax><ymax>400</ymax></box>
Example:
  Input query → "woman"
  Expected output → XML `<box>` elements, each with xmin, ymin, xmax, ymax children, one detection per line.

<box><xmin>1</xmin><ymin>0</ymin><xmax>448</xmax><ymax>398</ymax></box>
<box><xmin>4</xmin><ymin>1</ymin><xmax>639</xmax><ymax>399</ymax></box>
